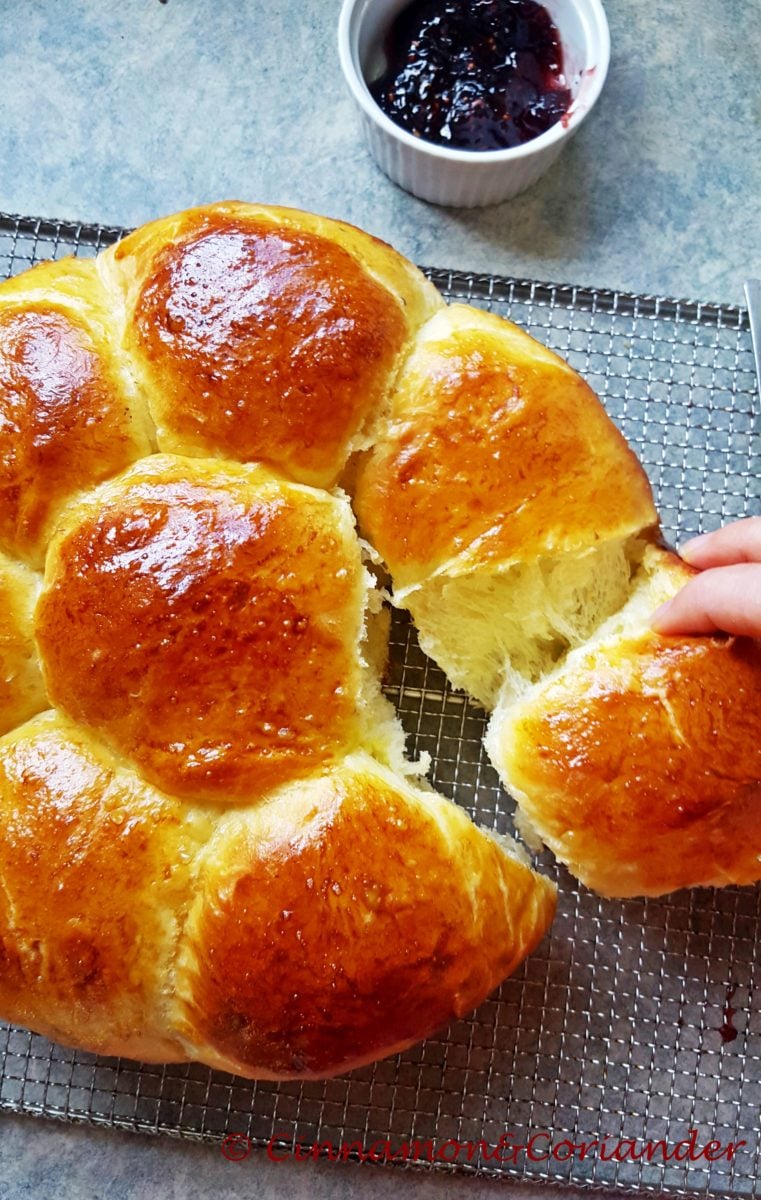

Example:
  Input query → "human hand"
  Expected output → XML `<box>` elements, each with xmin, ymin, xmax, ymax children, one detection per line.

<box><xmin>651</xmin><ymin>517</ymin><xmax>761</xmax><ymax>637</ymax></box>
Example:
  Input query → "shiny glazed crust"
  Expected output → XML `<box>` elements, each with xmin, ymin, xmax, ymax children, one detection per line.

<box><xmin>488</xmin><ymin>549</ymin><xmax>761</xmax><ymax>897</ymax></box>
<box><xmin>0</xmin><ymin>553</ymin><xmax>46</xmax><ymax>735</ymax></box>
<box><xmin>174</xmin><ymin>755</ymin><xmax>556</xmax><ymax>1079</ymax></box>
<box><xmin>0</xmin><ymin>711</ymin><xmax>210</xmax><ymax>1061</ymax></box>
<box><xmin>99</xmin><ymin>202</ymin><xmax>443</xmax><ymax>488</ymax></box>
<box><xmin>0</xmin><ymin>202</ymin><xmax>557</xmax><ymax>1078</ymax></box>
<box><xmin>354</xmin><ymin>304</ymin><xmax>657</xmax><ymax>590</ymax></box>
<box><xmin>36</xmin><ymin>456</ymin><xmax>368</xmax><ymax>801</ymax></box>
<box><xmin>0</xmin><ymin>717</ymin><xmax>555</xmax><ymax>1072</ymax></box>
<box><xmin>0</xmin><ymin>257</ymin><xmax>153</xmax><ymax>566</ymax></box>
<box><xmin>0</xmin><ymin>201</ymin><xmax>758</xmax><ymax>1076</ymax></box>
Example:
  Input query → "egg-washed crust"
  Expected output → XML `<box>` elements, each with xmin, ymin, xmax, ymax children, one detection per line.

<box><xmin>98</xmin><ymin>201</ymin><xmax>443</xmax><ymax>489</ymax></box>
<box><xmin>0</xmin><ymin>200</ymin><xmax>756</xmax><ymax>1081</ymax></box>
<box><xmin>0</xmin><ymin>257</ymin><xmax>153</xmax><ymax>567</ymax></box>
<box><xmin>0</xmin><ymin>204</ymin><xmax>556</xmax><ymax>1078</ymax></box>
<box><xmin>36</xmin><ymin>456</ymin><xmax>368</xmax><ymax>803</ymax></box>
<box><xmin>173</xmin><ymin>755</ymin><xmax>556</xmax><ymax>1080</ymax></box>
<box><xmin>0</xmin><ymin>552</ymin><xmax>46</xmax><ymax>736</ymax></box>
<box><xmin>492</xmin><ymin>552</ymin><xmax>761</xmax><ymax>897</ymax></box>
<box><xmin>353</xmin><ymin>304</ymin><xmax>658</xmax><ymax>591</ymax></box>
<box><xmin>0</xmin><ymin>718</ymin><xmax>555</xmax><ymax>1076</ymax></box>
<box><xmin>0</xmin><ymin>710</ymin><xmax>213</xmax><ymax>1061</ymax></box>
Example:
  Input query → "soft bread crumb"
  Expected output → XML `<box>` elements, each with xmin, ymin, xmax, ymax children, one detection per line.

<box><xmin>357</xmin><ymin>576</ymin><xmax>429</xmax><ymax>778</ymax></box>
<box><xmin>483</xmin><ymin>826</ymin><xmax>532</xmax><ymax>869</ymax></box>
<box><xmin>405</xmin><ymin>537</ymin><xmax>643</xmax><ymax>709</ymax></box>
<box><xmin>493</xmin><ymin>542</ymin><xmax>692</xmax><ymax>715</ymax></box>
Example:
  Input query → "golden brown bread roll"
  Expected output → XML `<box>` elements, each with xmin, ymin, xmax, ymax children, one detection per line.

<box><xmin>486</xmin><ymin>547</ymin><xmax>761</xmax><ymax>897</ymax></box>
<box><xmin>0</xmin><ymin>204</ymin><xmax>556</xmax><ymax>1078</ymax></box>
<box><xmin>0</xmin><ymin>256</ymin><xmax>153</xmax><ymax>567</ymax></box>
<box><xmin>0</xmin><ymin>199</ymin><xmax>757</xmax><ymax>1078</ymax></box>
<box><xmin>36</xmin><ymin>456</ymin><xmax>371</xmax><ymax>801</ymax></box>
<box><xmin>0</xmin><ymin>553</ymin><xmax>46</xmax><ymax>735</ymax></box>
<box><xmin>97</xmin><ymin>201</ymin><xmax>442</xmax><ymax>489</ymax></box>
<box><xmin>350</xmin><ymin>300</ymin><xmax>761</xmax><ymax>898</ymax></box>
<box><xmin>354</xmin><ymin>303</ymin><xmax>659</xmax><ymax>708</ymax></box>
<box><xmin>0</xmin><ymin>714</ymin><xmax>554</xmax><ymax>1075</ymax></box>
<box><xmin>0</xmin><ymin>711</ymin><xmax>210</xmax><ymax>1062</ymax></box>
<box><xmin>354</xmin><ymin>304</ymin><xmax>656</xmax><ymax>592</ymax></box>
<box><xmin>174</xmin><ymin>754</ymin><xmax>555</xmax><ymax>1079</ymax></box>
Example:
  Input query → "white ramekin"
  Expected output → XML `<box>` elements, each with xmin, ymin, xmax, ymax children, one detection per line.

<box><xmin>338</xmin><ymin>0</ymin><xmax>610</xmax><ymax>207</ymax></box>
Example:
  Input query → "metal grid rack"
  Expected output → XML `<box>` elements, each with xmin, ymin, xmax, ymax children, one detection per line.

<box><xmin>0</xmin><ymin>212</ymin><xmax>759</xmax><ymax>1197</ymax></box>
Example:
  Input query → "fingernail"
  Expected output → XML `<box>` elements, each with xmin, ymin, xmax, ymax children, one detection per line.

<box><xmin>678</xmin><ymin>533</ymin><xmax>708</xmax><ymax>563</ymax></box>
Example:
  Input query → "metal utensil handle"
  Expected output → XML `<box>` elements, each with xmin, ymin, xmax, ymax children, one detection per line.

<box><xmin>744</xmin><ymin>278</ymin><xmax>761</xmax><ymax>406</ymax></box>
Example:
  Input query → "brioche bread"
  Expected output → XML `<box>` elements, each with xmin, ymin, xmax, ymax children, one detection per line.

<box><xmin>351</xmin><ymin>295</ymin><xmax>761</xmax><ymax>898</ymax></box>
<box><xmin>353</xmin><ymin>303</ymin><xmax>659</xmax><ymax>708</ymax></box>
<box><xmin>486</xmin><ymin>547</ymin><xmax>761</xmax><ymax>897</ymax></box>
<box><xmin>0</xmin><ymin>203</ymin><xmax>555</xmax><ymax>1079</ymax></box>
<box><xmin>0</xmin><ymin>200</ymin><xmax>757</xmax><ymax>1078</ymax></box>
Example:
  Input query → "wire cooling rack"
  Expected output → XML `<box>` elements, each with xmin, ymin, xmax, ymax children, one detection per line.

<box><xmin>0</xmin><ymin>211</ymin><xmax>759</xmax><ymax>1198</ymax></box>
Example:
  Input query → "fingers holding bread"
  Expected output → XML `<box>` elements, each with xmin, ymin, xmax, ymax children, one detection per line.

<box><xmin>650</xmin><ymin>517</ymin><xmax>761</xmax><ymax>637</ymax></box>
<box><xmin>680</xmin><ymin>516</ymin><xmax>761</xmax><ymax>567</ymax></box>
<box><xmin>652</xmin><ymin>562</ymin><xmax>761</xmax><ymax>637</ymax></box>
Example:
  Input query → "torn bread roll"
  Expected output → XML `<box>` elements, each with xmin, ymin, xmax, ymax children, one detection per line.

<box><xmin>352</xmin><ymin>301</ymin><xmax>761</xmax><ymax>898</ymax></box>
<box><xmin>486</xmin><ymin>547</ymin><xmax>761</xmax><ymax>898</ymax></box>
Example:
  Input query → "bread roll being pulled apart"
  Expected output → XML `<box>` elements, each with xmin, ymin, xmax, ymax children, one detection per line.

<box><xmin>354</xmin><ymin>304</ymin><xmax>761</xmax><ymax>898</ymax></box>
<box><xmin>486</xmin><ymin>547</ymin><xmax>761</xmax><ymax>898</ymax></box>
<box><xmin>354</xmin><ymin>304</ymin><xmax>659</xmax><ymax>709</ymax></box>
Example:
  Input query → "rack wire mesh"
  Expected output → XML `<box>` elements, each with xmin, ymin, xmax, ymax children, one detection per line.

<box><xmin>0</xmin><ymin>211</ymin><xmax>759</xmax><ymax>1197</ymax></box>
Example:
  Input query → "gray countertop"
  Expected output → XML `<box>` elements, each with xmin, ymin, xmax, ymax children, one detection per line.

<box><xmin>2</xmin><ymin>0</ymin><xmax>760</xmax><ymax>303</ymax></box>
<box><xmin>0</xmin><ymin>2</ymin><xmax>759</xmax><ymax>1198</ymax></box>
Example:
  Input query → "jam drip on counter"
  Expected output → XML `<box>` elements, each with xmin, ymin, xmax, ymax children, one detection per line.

<box><xmin>719</xmin><ymin>983</ymin><xmax>739</xmax><ymax>1044</ymax></box>
<box><xmin>370</xmin><ymin>0</ymin><xmax>572</xmax><ymax>151</ymax></box>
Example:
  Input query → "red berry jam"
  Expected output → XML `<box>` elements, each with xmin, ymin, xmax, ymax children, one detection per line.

<box><xmin>369</xmin><ymin>0</ymin><xmax>573</xmax><ymax>151</ymax></box>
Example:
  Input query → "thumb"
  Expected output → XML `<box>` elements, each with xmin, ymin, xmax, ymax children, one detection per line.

<box><xmin>652</xmin><ymin>564</ymin><xmax>761</xmax><ymax>637</ymax></box>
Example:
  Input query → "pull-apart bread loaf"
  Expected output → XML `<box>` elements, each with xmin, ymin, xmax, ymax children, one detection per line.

<box><xmin>0</xmin><ymin>202</ymin><xmax>758</xmax><ymax>1077</ymax></box>
<box><xmin>0</xmin><ymin>203</ymin><xmax>555</xmax><ymax>1079</ymax></box>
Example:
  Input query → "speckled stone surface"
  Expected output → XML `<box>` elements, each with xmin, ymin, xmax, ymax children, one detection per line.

<box><xmin>0</xmin><ymin>3</ymin><xmax>758</xmax><ymax>1198</ymax></box>
<box><xmin>0</xmin><ymin>1111</ymin><xmax>528</xmax><ymax>1200</ymax></box>
<box><xmin>0</xmin><ymin>0</ymin><xmax>759</xmax><ymax>304</ymax></box>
